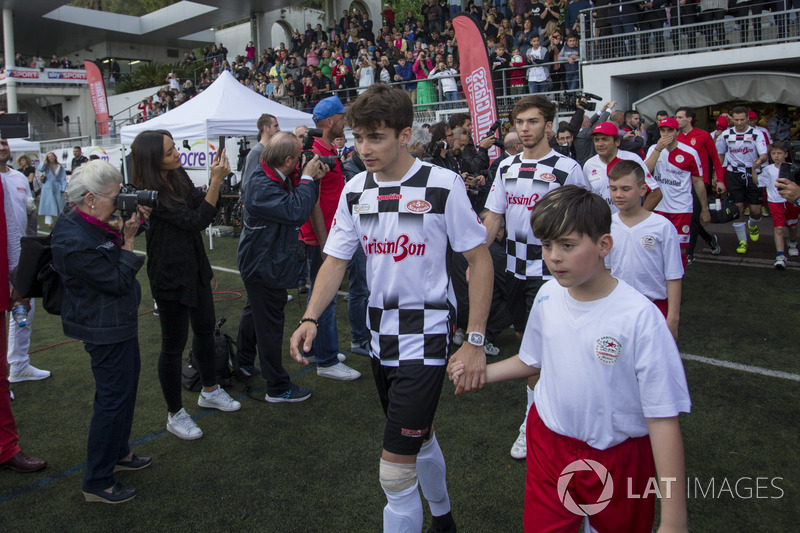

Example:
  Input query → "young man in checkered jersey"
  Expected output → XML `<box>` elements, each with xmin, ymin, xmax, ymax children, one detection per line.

<box><xmin>290</xmin><ymin>84</ymin><xmax>493</xmax><ymax>533</ymax></box>
<box><xmin>716</xmin><ymin>105</ymin><xmax>769</xmax><ymax>254</ymax></box>
<box><xmin>644</xmin><ymin>117</ymin><xmax>710</xmax><ymax>267</ymax></box>
<box><xmin>482</xmin><ymin>95</ymin><xmax>588</xmax><ymax>460</ymax></box>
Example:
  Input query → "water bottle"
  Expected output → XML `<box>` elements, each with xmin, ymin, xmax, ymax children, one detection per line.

<box><xmin>12</xmin><ymin>304</ymin><xmax>28</xmax><ymax>328</ymax></box>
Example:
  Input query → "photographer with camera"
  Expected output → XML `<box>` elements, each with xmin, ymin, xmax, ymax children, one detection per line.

<box><xmin>131</xmin><ymin>130</ymin><xmax>241</xmax><ymax>441</ymax></box>
<box><xmin>300</xmin><ymin>96</ymin><xmax>361</xmax><ymax>381</ymax></box>
<box><xmin>237</xmin><ymin>133</ymin><xmax>330</xmax><ymax>402</ymax></box>
<box><xmin>448</xmin><ymin>113</ymin><xmax>494</xmax><ymax>175</ymax></box>
<box><xmin>427</xmin><ymin>122</ymin><xmax>459</xmax><ymax>173</ymax></box>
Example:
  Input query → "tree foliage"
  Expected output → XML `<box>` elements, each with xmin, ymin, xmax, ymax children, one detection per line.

<box><xmin>69</xmin><ymin>0</ymin><xmax>177</xmax><ymax>16</ymax></box>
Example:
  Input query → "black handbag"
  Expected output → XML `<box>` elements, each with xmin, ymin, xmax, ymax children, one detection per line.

<box><xmin>708</xmin><ymin>196</ymin><xmax>740</xmax><ymax>224</ymax></box>
<box><xmin>10</xmin><ymin>233</ymin><xmax>63</xmax><ymax>315</ymax></box>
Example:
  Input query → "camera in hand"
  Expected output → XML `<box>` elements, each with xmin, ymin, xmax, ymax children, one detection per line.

<box><xmin>427</xmin><ymin>141</ymin><xmax>449</xmax><ymax>156</ymax></box>
<box><xmin>554</xmin><ymin>143</ymin><xmax>571</xmax><ymax>157</ymax></box>
<box><xmin>483</xmin><ymin>118</ymin><xmax>508</xmax><ymax>150</ymax></box>
<box><xmin>118</xmin><ymin>184</ymin><xmax>159</xmax><ymax>219</ymax></box>
<box><xmin>301</xmin><ymin>128</ymin><xmax>339</xmax><ymax>169</ymax></box>
<box><xmin>557</xmin><ymin>91</ymin><xmax>602</xmax><ymax>112</ymax></box>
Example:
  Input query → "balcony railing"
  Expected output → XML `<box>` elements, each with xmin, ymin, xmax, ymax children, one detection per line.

<box><xmin>580</xmin><ymin>4</ymin><xmax>800</xmax><ymax>64</ymax></box>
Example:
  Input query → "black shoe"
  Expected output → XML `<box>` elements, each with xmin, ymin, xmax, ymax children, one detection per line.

<box><xmin>83</xmin><ymin>482</ymin><xmax>137</xmax><ymax>504</ymax></box>
<box><xmin>686</xmin><ymin>254</ymin><xmax>694</xmax><ymax>266</ymax></box>
<box><xmin>114</xmin><ymin>454</ymin><xmax>152</xmax><ymax>472</ymax></box>
<box><xmin>428</xmin><ymin>511</ymin><xmax>457</xmax><ymax>533</ymax></box>
<box><xmin>709</xmin><ymin>234</ymin><xmax>722</xmax><ymax>255</ymax></box>
<box><xmin>297</xmin><ymin>284</ymin><xmax>308</xmax><ymax>294</ymax></box>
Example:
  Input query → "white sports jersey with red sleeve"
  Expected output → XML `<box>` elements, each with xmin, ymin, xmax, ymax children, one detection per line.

<box><xmin>324</xmin><ymin>159</ymin><xmax>486</xmax><ymax>367</ymax></box>
<box><xmin>715</xmin><ymin>127</ymin><xmax>768</xmax><ymax>171</ymax></box>
<box><xmin>583</xmin><ymin>151</ymin><xmax>658</xmax><ymax>214</ymax></box>
<box><xmin>485</xmin><ymin>150</ymin><xmax>587</xmax><ymax>280</ymax></box>
<box><xmin>606</xmin><ymin>212</ymin><xmax>684</xmax><ymax>300</ymax></box>
<box><xmin>518</xmin><ymin>279</ymin><xmax>691</xmax><ymax>450</ymax></box>
<box><xmin>646</xmin><ymin>142</ymin><xmax>702</xmax><ymax>214</ymax></box>
<box><xmin>759</xmin><ymin>164</ymin><xmax>786</xmax><ymax>204</ymax></box>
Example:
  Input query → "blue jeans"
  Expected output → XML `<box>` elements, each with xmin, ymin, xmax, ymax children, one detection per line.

<box><xmin>306</xmin><ymin>245</ymin><xmax>340</xmax><ymax>367</ymax></box>
<box><xmin>83</xmin><ymin>338</ymin><xmax>140</xmax><ymax>492</ymax></box>
<box><xmin>450</xmin><ymin>4</ymin><xmax>460</xmax><ymax>17</ymax></box>
<box><xmin>528</xmin><ymin>81</ymin><xmax>549</xmax><ymax>93</ymax></box>
<box><xmin>565</xmin><ymin>70</ymin><xmax>580</xmax><ymax>91</ymax></box>
<box><xmin>444</xmin><ymin>91</ymin><xmax>459</xmax><ymax>109</ymax></box>
<box><xmin>347</xmin><ymin>245</ymin><xmax>369</xmax><ymax>345</ymax></box>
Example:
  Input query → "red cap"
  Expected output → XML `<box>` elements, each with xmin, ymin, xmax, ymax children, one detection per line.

<box><xmin>748</xmin><ymin>111</ymin><xmax>757</xmax><ymax>119</ymax></box>
<box><xmin>716</xmin><ymin>116</ymin><xmax>728</xmax><ymax>130</ymax></box>
<box><xmin>591</xmin><ymin>122</ymin><xmax>619</xmax><ymax>136</ymax></box>
<box><xmin>658</xmin><ymin>117</ymin><xmax>679</xmax><ymax>129</ymax></box>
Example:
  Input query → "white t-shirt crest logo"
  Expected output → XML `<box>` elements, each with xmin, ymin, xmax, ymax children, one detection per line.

<box><xmin>675</xmin><ymin>154</ymin><xmax>684</xmax><ymax>163</ymax></box>
<box><xmin>640</xmin><ymin>235</ymin><xmax>656</xmax><ymax>250</ymax></box>
<box><xmin>595</xmin><ymin>336</ymin><xmax>622</xmax><ymax>364</ymax></box>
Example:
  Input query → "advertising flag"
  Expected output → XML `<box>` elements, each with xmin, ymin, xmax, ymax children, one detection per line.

<box><xmin>84</xmin><ymin>61</ymin><xmax>109</xmax><ymax>135</ymax></box>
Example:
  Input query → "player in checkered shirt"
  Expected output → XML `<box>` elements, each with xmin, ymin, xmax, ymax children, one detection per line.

<box><xmin>716</xmin><ymin>105</ymin><xmax>768</xmax><ymax>254</ymax></box>
<box><xmin>290</xmin><ymin>84</ymin><xmax>493</xmax><ymax>533</ymax></box>
<box><xmin>482</xmin><ymin>95</ymin><xmax>588</xmax><ymax>461</ymax></box>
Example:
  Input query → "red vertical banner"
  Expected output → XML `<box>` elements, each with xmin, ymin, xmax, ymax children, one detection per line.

<box><xmin>84</xmin><ymin>61</ymin><xmax>109</xmax><ymax>135</ymax></box>
<box><xmin>452</xmin><ymin>14</ymin><xmax>500</xmax><ymax>160</ymax></box>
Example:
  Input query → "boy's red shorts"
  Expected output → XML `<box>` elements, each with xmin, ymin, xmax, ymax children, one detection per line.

<box><xmin>768</xmin><ymin>201</ymin><xmax>800</xmax><ymax>228</ymax></box>
<box><xmin>524</xmin><ymin>404</ymin><xmax>656</xmax><ymax>533</ymax></box>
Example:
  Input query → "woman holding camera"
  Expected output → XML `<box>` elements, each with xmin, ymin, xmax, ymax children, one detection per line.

<box><xmin>37</xmin><ymin>152</ymin><xmax>67</xmax><ymax>227</ymax></box>
<box><xmin>52</xmin><ymin>161</ymin><xmax>151</xmax><ymax>504</ymax></box>
<box><xmin>131</xmin><ymin>130</ymin><xmax>240</xmax><ymax>442</ymax></box>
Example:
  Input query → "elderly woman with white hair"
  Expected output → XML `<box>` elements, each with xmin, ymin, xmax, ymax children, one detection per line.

<box><xmin>51</xmin><ymin>160</ymin><xmax>152</xmax><ymax>504</ymax></box>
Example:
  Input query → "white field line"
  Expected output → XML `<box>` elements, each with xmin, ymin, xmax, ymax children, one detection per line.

<box><xmin>681</xmin><ymin>353</ymin><xmax>800</xmax><ymax>382</ymax></box>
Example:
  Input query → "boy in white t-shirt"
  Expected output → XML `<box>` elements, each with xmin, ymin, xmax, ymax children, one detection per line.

<box><xmin>753</xmin><ymin>141</ymin><xmax>800</xmax><ymax>269</ymax></box>
<box><xmin>450</xmin><ymin>185</ymin><xmax>690</xmax><ymax>533</ymax></box>
<box><xmin>606</xmin><ymin>160</ymin><xmax>683</xmax><ymax>340</ymax></box>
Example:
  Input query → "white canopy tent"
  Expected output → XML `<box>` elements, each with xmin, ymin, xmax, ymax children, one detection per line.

<box><xmin>120</xmin><ymin>70</ymin><xmax>315</xmax><ymax>143</ymax></box>
<box><xmin>8</xmin><ymin>138</ymin><xmax>42</xmax><ymax>153</ymax></box>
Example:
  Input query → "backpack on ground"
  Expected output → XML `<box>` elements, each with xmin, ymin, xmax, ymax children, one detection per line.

<box><xmin>182</xmin><ymin>317</ymin><xmax>240</xmax><ymax>391</ymax></box>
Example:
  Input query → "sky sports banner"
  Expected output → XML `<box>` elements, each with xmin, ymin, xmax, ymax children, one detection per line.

<box><xmin>0</xmin><ymin>67</ymin><xmax>87</xmax><ymax>84</ymax></box>
<box><xmin>84</xmin><ymin>61</ymin><xmax>109</xmax><ymax>135</ymax></box>
<box><xmin>452</xmin><ymin>13</ymin><xmax>500</xmax><ymax>161</ymax></box>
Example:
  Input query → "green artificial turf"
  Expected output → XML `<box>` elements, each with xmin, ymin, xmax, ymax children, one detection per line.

<box><xmin>2</xmin><ymin>234</ymin><xmax>799</xmax><ymax>532</ymax></box>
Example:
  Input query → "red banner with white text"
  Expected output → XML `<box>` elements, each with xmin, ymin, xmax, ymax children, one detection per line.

<box><xmin>452</xmin><ymin>14</ymin><xmax>500</xmax><ymax>160</ymax></box>
<box><xmin>84</xmin><ymin>61</ymin><xmax>109</xmax><ymax>135</ymax></box>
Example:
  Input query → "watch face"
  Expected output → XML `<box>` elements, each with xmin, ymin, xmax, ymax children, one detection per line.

<box><xmin>467</xmin><ymin>332</ymin><xmax>485</xmax><ymax>346</ymax></box>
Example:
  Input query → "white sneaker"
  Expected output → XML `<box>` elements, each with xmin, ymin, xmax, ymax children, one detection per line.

<box><xmin>305</xmin><ymin>353</ymin><xmax>346</xmax><ymax>364</ymax></box>
<box><xmin>9</xmin><ymin>364</ymin><xmax>51</xmax><ymax>383</ymax></box>
<box><xmin>452</xmin><ymin>328</ymin><xmax>466</xmax><ymax>345</ymax></box>
<box><xmin>166</xmin><ymin>408</ymin><xmax>203</xmax><ymax>440</ymax></box>
<box><xmin>317</xmin><ymin>362</ymin><xmax>361</xmax><ymax>381</ymax></box>
<box><xmin>9</xmin><ymin>390</ymin><xmax>14</xmax><ymax>401</ymax></box>
<box><xmin>510</xmin><ymin>421</ymin><xmax>527</xmax><ymax>460</ymax></box>
<box><xmin>774</xmin><ymin>255</ymin><xmax>787</xmax><ymax>270</ymax></box>
<box><xmin>197</xmin><ymin>388</ymin><xmax>241</xmax><ymax>412</ymax></box>
<box><xmin>484</xmin><ymin>342</ymin><xmax>500</xmax><ymax>356</ymax></box>
<box><xmin>788</xmin><ymin>242</ymin><xmax>799</xmax><ymax>257</ymax></box>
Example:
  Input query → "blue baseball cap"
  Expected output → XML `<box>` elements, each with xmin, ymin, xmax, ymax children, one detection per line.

<box><xmin>313</xmin><ymin>96</ymin><xmax>345</xmax><ymax>121</ymax></box>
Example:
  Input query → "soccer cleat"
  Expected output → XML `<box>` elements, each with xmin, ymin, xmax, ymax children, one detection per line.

<box><xmin>788</xmin><ymin>242</ymin><xmax>799</xmax><ymax>257</ymax></box>
<box><xmin>510</xmin><ymin>421</ymin><xmax>527</xmax><ymax>460</ymax></box>
<box><xmin>748</xmin><ymin>222</ymin><xmax>759</xmax><ymax>242</ymax></box>
<box><xmin>265</xmin><ymin>383</ymin><xmax>312</xmax><ymax>403</ymax></box>
<box><xmin>317</xmin><ymin>362</ymin><xmax>361</xmax><ymax>381</ymax></box>
<box><xmin>452</xmin><ymin>328</ymin><xmax>465</xmax><ymax>345</ymax></box>
<box><xmin>744</xmin><ymin>206</ymin><xmax>750</xmax><ymax>216</ymax></box>
<box><xmin>736</xmin><ymin>241</ymin><xmax>748</xmax><ymax>254</ymax></box>
<box><xmin>197</xmin><ymin>387</ymin><xmax>241</xmax><ymax>412</ymax></box>
<box><xmin>9</xmin><ymin>364</ymin><xmax>51</xmax><ymax>383</ymax></box>
<box><xmin>774</xmin><ymin>255</ymin><xmax>787</xmax><ymax>269</ymax></box>
<box><xmin>761</xmin><ymin>206</ymin><xmax>770</xmax><ymax>217</ymax></box>
<box><xmin>709</xmin><ymin>234</ymin><xmax>722</xmax><ymax>255</ymax></box>
<box><xmin>166</xmin><ymin>408</ymin><xmax>203</xmax><ymax>440</ymax></box>
<box><xmin>484</xmin><ymin>342</ymin><xmax>500</xmax><ymax>356</ymax></box>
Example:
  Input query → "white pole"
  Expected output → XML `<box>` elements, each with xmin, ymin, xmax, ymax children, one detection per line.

<box><xmin>206</xmin><ymin>134</ymin><xmax>213</xmax><ymax>250</ymax></box>
<box><xmin>3</xmin><ymin>9</ymin><xmax>17</xmax><ymax>113</ymax></box>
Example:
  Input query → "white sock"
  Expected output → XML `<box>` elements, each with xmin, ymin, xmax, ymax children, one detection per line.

<box><xmin>417</xmin><ymin>434</ymin><xmax>451</xmax><ymax>517</ymax></box>
<box><xmin>733</xmin><ymin>222</ymin><xmax>746</xmax><ymax>242</ymax></box>
<box><xmin>526</xmin><ymin>385</ymin><xmax>535</xmax><ymax>416</ymax></box>
<box><xmin>201</xmin><ymin>387</ymin><xmax>221</xmax><ymax>397</ymax></box>
<box><xmin>748</xmin><ymin>217</ymin><xmax>760</xmax><ymax>227</ymax></box>
<box><xmin>383</xmin><ymin>482</ymin><xmax>423</xmax><ymax>533</ymax></box>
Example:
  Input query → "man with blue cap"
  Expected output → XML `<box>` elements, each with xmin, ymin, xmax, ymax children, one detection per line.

<box><xmin>299</xmin><ymin>96</ymin><xmax>362</xmax><ymax>381</ymax></box>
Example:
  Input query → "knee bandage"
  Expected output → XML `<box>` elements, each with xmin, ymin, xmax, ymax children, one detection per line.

<box><xmin>380</xmin><ymin>459</ymin><xmax>418</xmax><ymax>493</ymax></box>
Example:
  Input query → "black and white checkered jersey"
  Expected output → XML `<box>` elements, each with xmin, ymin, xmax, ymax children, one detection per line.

<box><xmin>325</xmin><ymin>159</ymin><xmax>487</xmax><ymax>367</ymax></box>
<box><xmin>485</xmin><ymin>150</ymin><xmax>587</xmax><ymax>280</ymax></box>
<box><xmin>715</xmin><ymin>127</ymin><xmax>768</xmax><ymax>171</ymax></box>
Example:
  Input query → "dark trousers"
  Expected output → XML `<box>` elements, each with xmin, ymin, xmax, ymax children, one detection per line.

<box><xmin>242</xmin><ymin>283</ymin><xmax>292</xmax><ymax>395</ymax></box>
<box><xmin>156</xmin><ymin>283</ymin><xmax>217</xmax><ymax>413</ymax></box>
<box><xmin>689</xmin><ymin>185</ymin><xmax>714</xmax><ymax>255</ymax></box>
<box><xmin>236</xmin><ymin>296</ymin><xmax>258</xmax><ymax>367</ymax></box>
<box><xmin>699</xmin><ymin>9</ymin><xmax>726</xmax><ymax>47</ymax></box>
<box><xmin>83</xmin><ymin>338</ymin><xmax>140</xmax><ymax>492</ymax></box>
